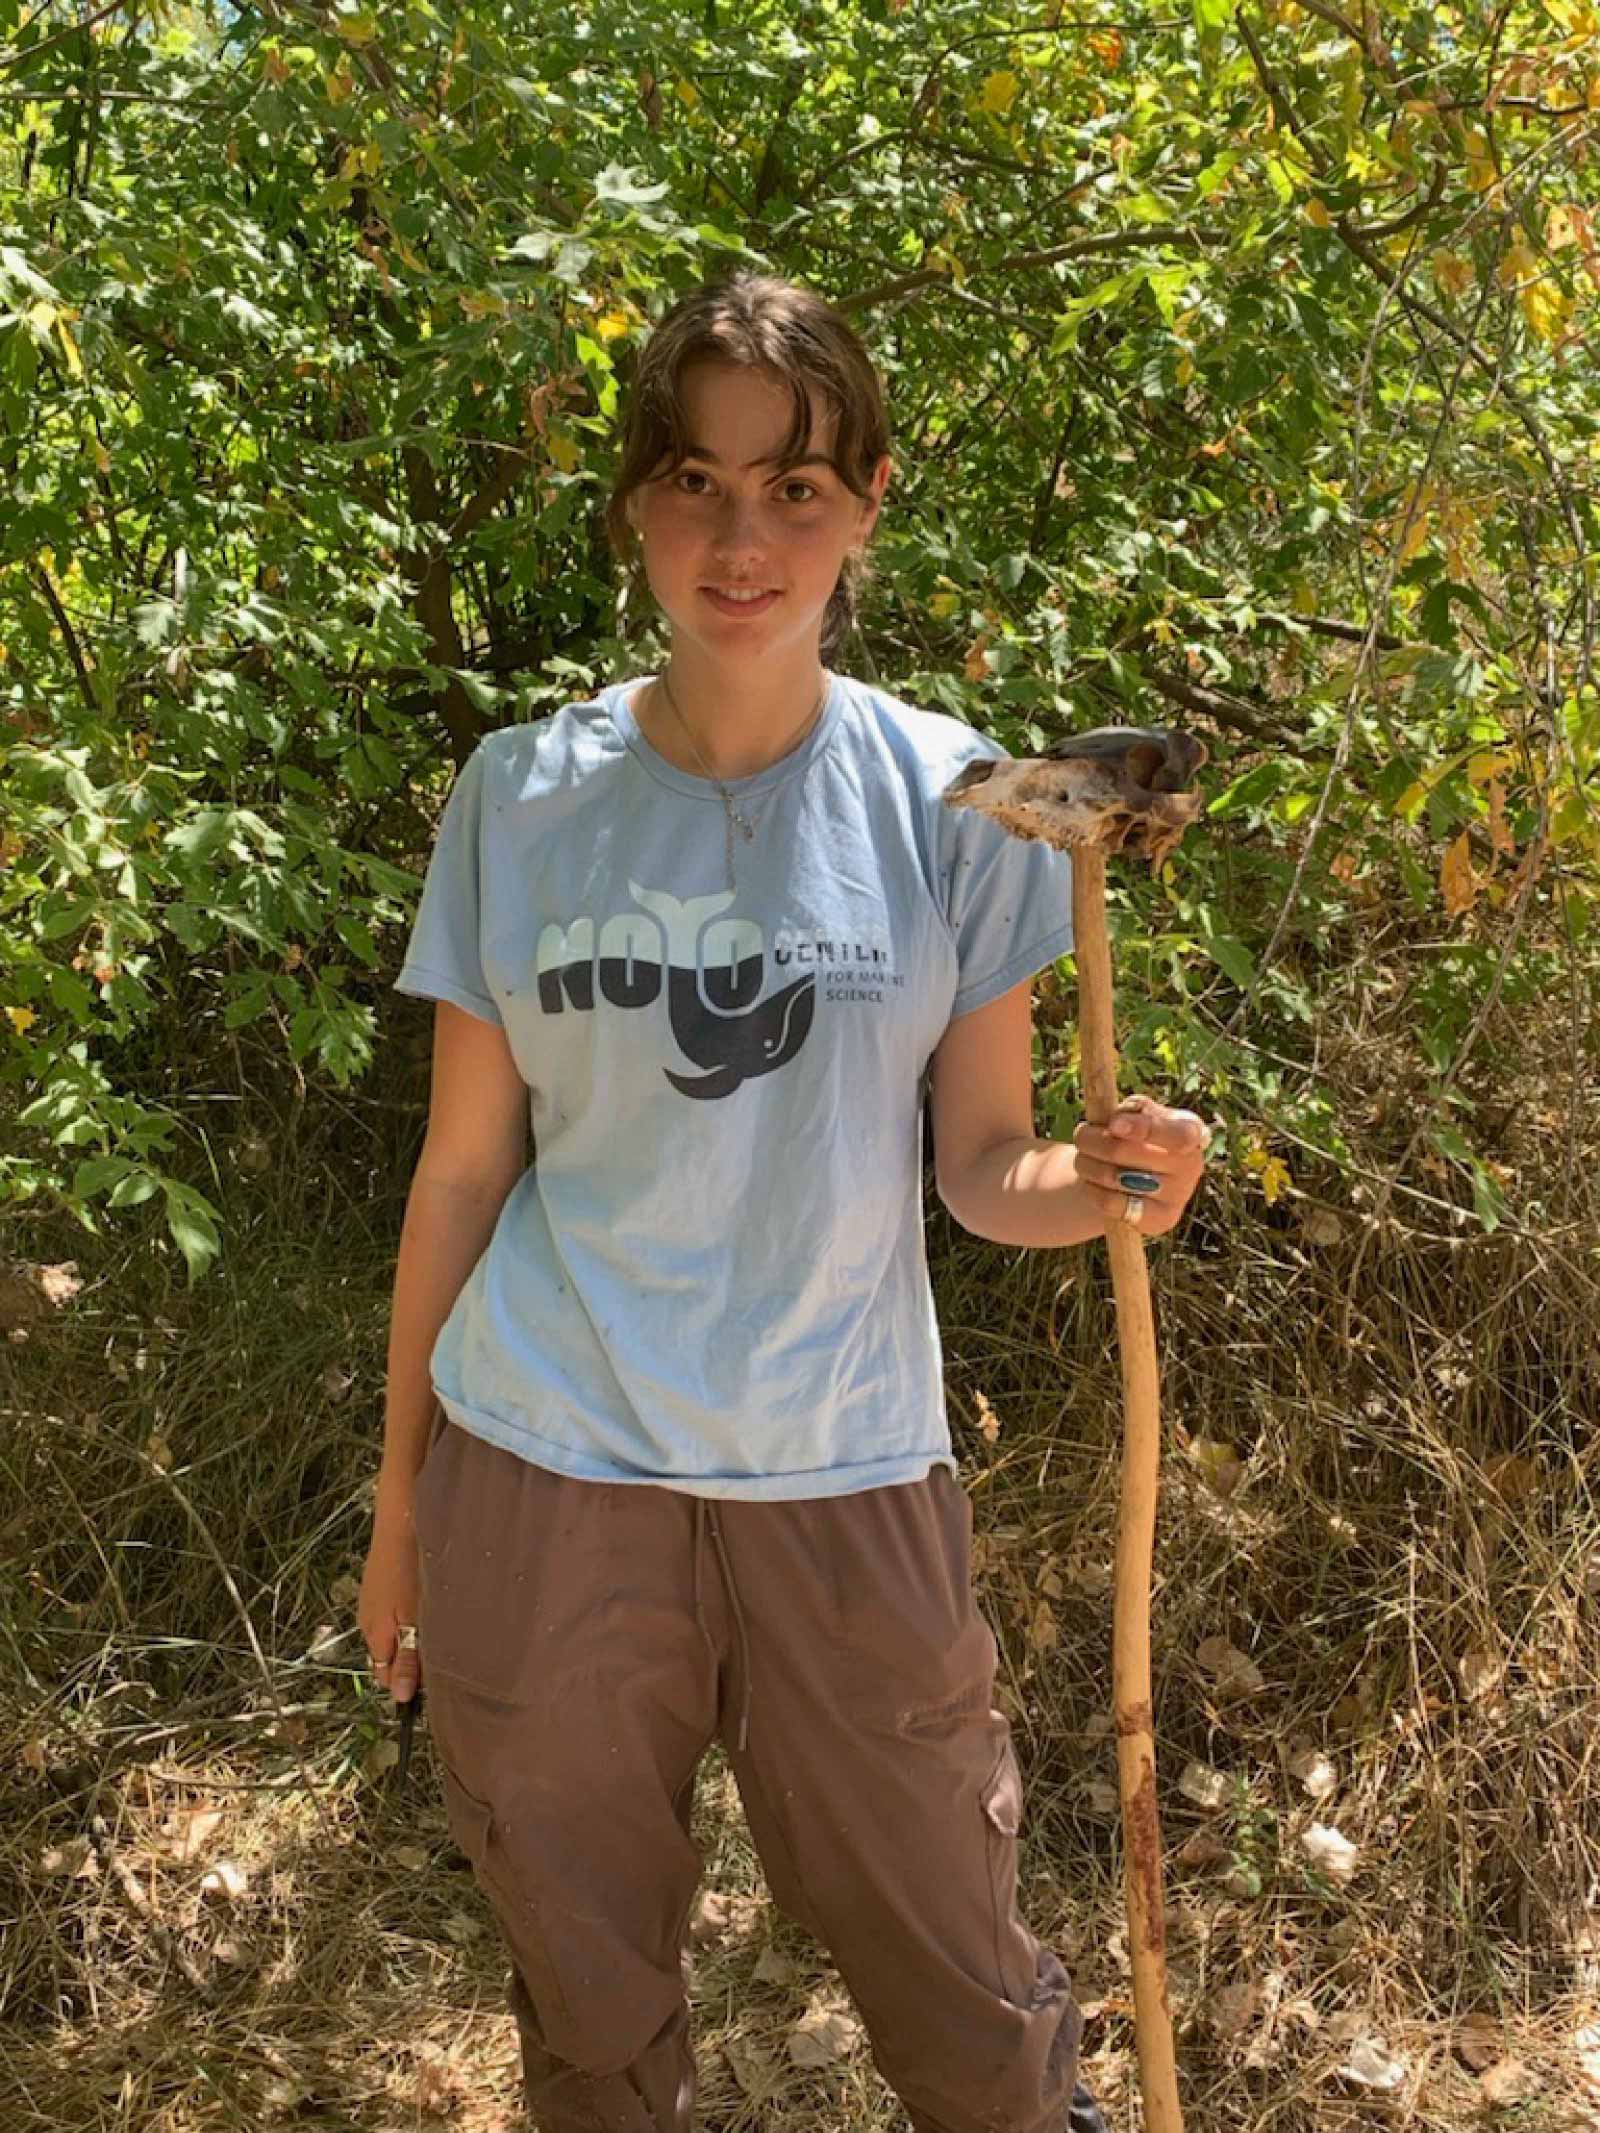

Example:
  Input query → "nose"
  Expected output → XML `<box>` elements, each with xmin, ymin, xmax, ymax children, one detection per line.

<box><xmin>708</xmin><ymin>491</ymin><xmax>775</xmax><ymax>566</ymax></box>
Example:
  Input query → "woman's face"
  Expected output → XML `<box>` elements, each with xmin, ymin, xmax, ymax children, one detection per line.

<box><xmin>626</xmin><ymin>360</ymin><xmax>890</xmax><ymax>663</ymax></box>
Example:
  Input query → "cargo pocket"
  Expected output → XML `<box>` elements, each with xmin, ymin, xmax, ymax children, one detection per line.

<box><xmin>436</xmin><ymin>1757</ymin><xmax>571</xmax><ymax>2043</ymax></box>
<box><xmin>980</xmin><ymin>1737</ymin><xmax>1038</xmax><ymax>2006</ymax></box>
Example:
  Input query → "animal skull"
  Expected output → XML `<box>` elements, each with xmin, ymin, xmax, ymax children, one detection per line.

<box><xmin>942</xmin><ymin>727</ymin><xmax>1208</xmax><ymax>869</ymax></box>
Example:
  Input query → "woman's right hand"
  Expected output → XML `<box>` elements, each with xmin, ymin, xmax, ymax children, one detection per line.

<box><xmin>358</xmin><ymin>1482</ymin><xmax>423</xmax><ymax>1704</ymax></box>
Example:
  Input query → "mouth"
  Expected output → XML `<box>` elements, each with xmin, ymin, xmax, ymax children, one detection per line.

<box><xmin>701</xmin><ymin>586</ymin><xmax>781</xmax><ymax>616</ymax></box>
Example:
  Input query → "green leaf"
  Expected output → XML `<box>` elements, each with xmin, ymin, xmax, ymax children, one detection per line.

<box><xmin>593</xmin><ymin>163</ymin><xmax>671</xmax><ymax>207</ymax></box>
<box><xmin>1207</xmin><ymin>761</ymin><xmax>1287</xmax><ymax>816</ymax></box>
<box><xmin>1202</xmin><ymin>934</ymin><xmax>1255</xmax><ymax>986</ymax></box>
<box><xmin>162</xmin><ymin>1179</ymin><xmax>223</xmax><ymax>1284</ymax></box>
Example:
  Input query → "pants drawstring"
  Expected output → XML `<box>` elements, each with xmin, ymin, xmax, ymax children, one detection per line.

<box><xmin>705</xmin><ymin>1505</ymin><xmax>754</xmax><ymax>1754</ymax></box>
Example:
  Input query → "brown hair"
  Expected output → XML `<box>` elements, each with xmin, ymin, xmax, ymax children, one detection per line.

<box><xmin>604</xmin><ymin>271</ymin><xmax>891</xmax><ymax>663</ymax></box>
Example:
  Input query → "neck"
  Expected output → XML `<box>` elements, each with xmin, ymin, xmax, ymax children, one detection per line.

<box><xmin>636</xmin><ymin>646</ymin><xmax>832</xmax><ymax>780</ymax></box>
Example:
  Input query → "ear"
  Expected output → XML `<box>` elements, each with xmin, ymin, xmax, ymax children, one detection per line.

<box><xmin>855</xmin><ymin>455</ymin><xmax>893</xmax><ymax>548</ymax></box>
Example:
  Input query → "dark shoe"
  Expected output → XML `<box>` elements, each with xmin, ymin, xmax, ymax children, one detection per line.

<box><xmin>1067</xmin><ymin>2081</ymin><xmax>1111</xmax><ymax>2133</ymax></box>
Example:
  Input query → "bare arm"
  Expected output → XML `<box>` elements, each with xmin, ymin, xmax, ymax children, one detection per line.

<box><xmin>378</xmin><ymin>998</ymin><xmax>531</xmax><ymax>1512</ymax></box>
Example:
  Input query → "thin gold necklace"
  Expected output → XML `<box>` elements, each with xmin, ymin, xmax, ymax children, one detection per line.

<box><xmin>655</xmin><ymin>665</ymin><xmax>830</xmax><ymax>893</ymax></box>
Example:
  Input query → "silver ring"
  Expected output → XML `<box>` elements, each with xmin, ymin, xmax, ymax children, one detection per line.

<box><xmin>1122</xmin><ymin>1191</ymin><xmax>1145</xmax><ymax>1226</ymax></box>
<box><xmin>395</xmin><ymin>1623</ymin><xmax>419</xmax><ymax>1652</ymax></box>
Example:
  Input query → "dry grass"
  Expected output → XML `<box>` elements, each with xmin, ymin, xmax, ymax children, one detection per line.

<box><xmin>3</xmin><ymin>986</ymin><xmax>1599</xmax><ymax>2131</ymax></box>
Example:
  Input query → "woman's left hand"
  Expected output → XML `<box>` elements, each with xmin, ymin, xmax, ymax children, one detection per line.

<box><xmin>1073</xmin><ymin>1092</ymin><xmax>1211</xmax><ymax>1239</ymax></box>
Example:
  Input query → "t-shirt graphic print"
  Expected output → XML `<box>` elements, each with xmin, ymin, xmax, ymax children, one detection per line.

<box><xmin>536</xmin><ymin>882</ymin><xmax>827</xmax><ymax>1100</ymax></box>
<box><xmin>392</xmin><ymin>670</ymin><xmax>1073</xmax><ymax>1501</ymax></box>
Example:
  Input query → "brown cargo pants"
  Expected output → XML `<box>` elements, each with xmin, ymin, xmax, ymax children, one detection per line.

<box><xmin>413</xmin><ymin>1413</ymin><xmax>1098</xmax><ymax>2133</ymax></box>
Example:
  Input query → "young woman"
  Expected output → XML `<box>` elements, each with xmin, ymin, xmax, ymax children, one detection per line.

<box><xmin>363</xmin><ymin>271</ymin><xmax>1207</xmax><ymax>2133</ymax></box>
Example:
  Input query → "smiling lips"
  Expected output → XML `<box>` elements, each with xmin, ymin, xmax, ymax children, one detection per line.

<box><xmin>702</xmin><ymin>585</ymin><xmax>781</xmax><ymax>614</ymax></box>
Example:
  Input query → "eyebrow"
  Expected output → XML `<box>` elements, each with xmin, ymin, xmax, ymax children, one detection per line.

<box><xmin>679</xmin><ymin>443</ymin><xmax>835</xmax><ymax>472</ymax></box>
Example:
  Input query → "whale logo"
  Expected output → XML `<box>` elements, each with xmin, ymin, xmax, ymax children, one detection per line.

<box><xmin>625</xmin><ymin>883</ymin><xmax>815</xmax><ymax>1100</ymax></box>
<box><xmin>662</xmin><ymin>963</ymin><xmax>816</xmax><ymax>1100</ymax></box>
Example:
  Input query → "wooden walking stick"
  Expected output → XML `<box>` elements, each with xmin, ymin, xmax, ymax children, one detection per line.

<box><xmin>943</xmin><ymin>727</ymin><xmax>1208</xmax><ymax>2133</ymax></box>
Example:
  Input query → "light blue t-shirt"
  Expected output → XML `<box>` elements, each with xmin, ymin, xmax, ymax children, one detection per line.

<box><xmin>392</xmin><ymin>670</ymin><xmax>1073</xmax><ymax>1499</ymax></box>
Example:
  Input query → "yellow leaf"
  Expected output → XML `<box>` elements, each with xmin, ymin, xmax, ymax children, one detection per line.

<box><xmin>1498</xmin><ymin>240</ymin><xmax>1538</xmax><ymax>287</ymax></box>
<box><xmin>1441</xmin><ymin>831</ymin><xmax>1478</xmax><ymax>917</ymax></box>
<box><xmin>6</xmin><ymin>1007</ymin><xmax>37</xmax><ymax>1035</ymax></box>
<box><xmin>676</xmin><ymin>77</ymin><xmax>700</xmax><ymax>108</ymax></box>
<box><xmin>1175</xmin><ymin>352</ymin><xmax>1195</xmax><ymax>385</ymax></box>
<box><xmin>927</xmin><ymin>591</ymin><xmax>961</xmax><ymax>619</ymax></box>
<box><xmin>336</xmin><ymin>11</ymin><xmax>378</xmax><ymax>44</ymax></box>
<box><xmin>1260</xmin><ymin>1156</ymin><xmax>1291</xmax><ymax>1205</ymax></box>
<box><xmin>56</xmin><ymin>317</ymin><xmax>82</xmax><ymax>376</ymax></box>
<box><xmin>392</xmin><ymin>235</ymin><xmax>426</xmax><ymax>274</ymax></box>
<box><xmin>1398</xmin><ymin>503</ymin><xmax>1431</xmax><ymax>565</ymax></box>
<box><xmin>980</xmin><ymin>71</ymin><xmax>1020</xmax><ymax>116</ymax></box>
<box><xmin>92</xmin><ymin>439</ymin><xmax>110</xmax><ymax>474</ymax></box>
<box><xmin>545</xmin><ymin>428</ymin><xmax>580</xmax><ymax>473</ymax></box>
<box><xmin>1547</xmin><ymin>204</ymin><xmax>1581</xmax><ymax>252</ymax></box>
<box><xmin>325</xmin><ymin>66</ymin><xmax>352</xmax><ymax>104</ymax></box>
<box><xmin>594</xmin><ymin>308</ymin><xmax>632</xmax><ymax>342</ymax></box>
<box><xmin>1520</xmin><ymin>278</ymin><xmax>1572</xmax><ymax>342</ymax></box>
<box><xmin>1190</xmin><ymin>1437</ymin><xmax>1244</xmax><ymax>1496</ymax></box>
<box><xmin>1466</xmin><ymin>750</ymin><xmax>1512</xmax><ymax>785</ymax></box>
<box><xmin>1303</xmin><ymin>197</ymin><xmax>1333</xmax><ymax>229</ymax></box>
<box><xmin>1432</xmin><ymin>249</ymin><xmax>1474</xmax><ymax>297</ymax></box>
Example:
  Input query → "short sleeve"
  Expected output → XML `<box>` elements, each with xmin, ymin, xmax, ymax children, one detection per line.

<box><xmin>392</xmin><ymin>738</ymin><xmax>505</xmax><ymax>1027</ymax></box>
<box><xmin>936</xmin><ymin>735</ymin><xmax>1074</xmax><ymax>1018</ymax></box>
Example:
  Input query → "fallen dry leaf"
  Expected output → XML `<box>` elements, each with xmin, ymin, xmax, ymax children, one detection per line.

<box><xmin>163</xmin><ymin>1805</ymin><xmax>224</xmax><ymax>1862</ymax></box>
<box><xmin>1575</xmin><ymin>2018</ymin><xmax>1600</xmax><ymax>2099</ymax></box>
<box><xmin>689</xmin><ymin>1890</ymin><xmax>735</xmax><ymax>1946</ymax></box>
<box><xmin>787</xmin><ymin>1992</ymin><xmax>863</xmax><ymax>2069</ymax></box>
<box><xmin>723</xmin><ymin>2036</ymin><xmax>781</xmax><ymax>2099</ymax></box>
<box><xmin>40</xmin><ymin>1837</ymin><xmax>97</xmax><ymax>1879</ymax></box>
<box><xmin>1478</xmin><ymin>2056</ymin><xmax>1534</xmax><ymax>2104</ymax></box>
<box><xmin>1178</xmin><ymin>1760</ymin><xmax>1231</xmax><ymax>1811</ymax></box>
<box><xmin>1301</xmin><ymin>1822</ymin><xmax>1360</xmax><ymax>1883</ymax></box>
<box><xmin>1335</xmin><ymin>2035</ymin><xmax>1407</xmax><ymax>2090</ymax></box>
<box><xmin>1084</xmin><ymin>1778</ymin><xmax>1119</xmax><ymax>1816</ymax></box>
<box><xmin>1197</xmin><ymin>1636</ymin><xmax>1267</xmax><ymax>1697</ymax></box>
<box><xmin>1207</xmin><ymin>1978</ymin><xmax>1262</xmax><ymax>2039</ymax></box>
<box><xmin>752</xmin><ymin>1945</ymin><xmax>797</xmax><ymax>1987</ymax></box>
<box><xmin>1453</xmin><ymin>2012</ymin><xmax>1504</xmax><ymax>2072</ymax></box>
<box><xmin>200</xmin><ymin>1858</ymin><xmax>247</xmax><ymax>1901</ymax></box>
<box><xmin>1288</xmin><ymin>1747</ymin><xmax>1338</xmax><ymax>1800</ymax></box>
<box><xmin>1458</xmin><ymin>1647</ymin><xmax>1504</xmax><ymax>1700</ymax></box>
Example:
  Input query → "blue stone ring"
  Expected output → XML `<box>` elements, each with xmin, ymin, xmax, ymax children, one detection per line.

<box><xmin>1117</xmin><ymin>1170</ymin><xmax>1162</xmax><ymax>1194</ymax></box>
